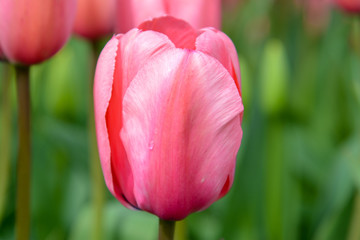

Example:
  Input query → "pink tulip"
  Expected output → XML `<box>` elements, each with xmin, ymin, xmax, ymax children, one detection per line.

<box><xmin>0</xmin><ymin>0</ymin><xmax>76</xmax><ymax>65</ymax></box>
<box><xmin>74</xmin><ymin>0</ymin><xmax>116</xmax><ymax>40</ymax></box>
<box><xmin>336</xmin><ymin>0</ymin><xmax>360</xmax><ymax>13</ymax></box>
<box><xmin>94</xmin><ymin>16</ymin><xmax>243</xmax><ymax>220</ymax></box>
<box><xmin>116</xmin><ymin>0</ymin><xmax>221</xmax><ymax>33</ymax></box>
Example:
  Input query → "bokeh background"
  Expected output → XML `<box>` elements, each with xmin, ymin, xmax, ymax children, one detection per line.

<box><xmin>1</xmin><ymin>0</ymin><xmax>360</xmax><ymax>239</ymax></box>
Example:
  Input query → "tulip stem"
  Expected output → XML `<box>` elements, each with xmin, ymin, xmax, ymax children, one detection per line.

<box><xmin>14</xmin><ymin>65</ymin><xmax>31</xmax><ymax>240</ymax></box>
<box><xmin>158</xmin><ymin>219</ymin><xmax>176</xmax><ymax>240</ymax></box>
<box><xmin>174</xmin><ymin>219</ymin><xmax>187</xmax><ymax>240</ymax></box>
<box><xmin>89</xmin><ymin>40</ymin><xmax>104</xmax><ymax>240</ymax></box>
<box><xmin>0</xmin><ymin>63</ymin><xmax>12</xmax><ymax>224</ymax></box>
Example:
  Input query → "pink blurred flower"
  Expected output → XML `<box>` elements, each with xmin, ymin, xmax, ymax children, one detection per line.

<box><xmin>336</xmin><ymin>0</ymin><xmax>360</xmax><ymax>13</ymax></box>
<box><xmin>295</xmin><ymin>0</ymin><xmax>334</xmax><ymax>34</ymax></box>
<box><xmin>0</xmin><ymin>0</ymin><xmax>76</xmax><ymax>65</ymax></box>
<box><xmin>94</xmin><ymin>16</ymin><xmax>243</xmax><ymax>220</ymax></box>
<box><xmin>115</xmin><ymin>0</ymin><xmax>221</xmax><ymax>33</ymax></box>
<box><xmin>223</xmin><ymin>0</ymin><xmax>243</xmax><ymax>9</ymax></box>
<box><xmin>74</xmin><ymin>0</ymin><xmax>116</xmax><ymax>40</ymax></box>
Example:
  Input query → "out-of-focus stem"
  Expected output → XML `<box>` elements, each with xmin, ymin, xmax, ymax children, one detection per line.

<box><xmin>0</xmin><ymin>63</ymin><xmax>12</xmax><ymax>224</ymax></box>
<box><xmin>89</xmin><ymin>40</ymin><xmax>104</xmax><ymax>240</ymax></box>
<box><xmin>159</xmin><ymin>219</ymin><xmax>176</xmax><ymax>240</ymax></box>
<box><xmin>347</xmin><ymin>192</ymin><xmax>360</xmax><ymax>240</ymax></box>
<box><xmin>14</xmin><ymin>65</ymin><xmax>31</xmax><ymax>240</ymax></box>
<box><xmin>351</xmin><ymin>16</ymin><xmax>360</xmax><ymax>57</ymax></box>
<box><xmin>347</xmin><ymin>16</ymin><xmax>360</xmax><ymax>240</ymax></box>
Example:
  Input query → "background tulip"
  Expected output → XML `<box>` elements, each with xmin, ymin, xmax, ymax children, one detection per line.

<box><xmin>0</xmin><ymin>0</ymin><xmax>77</xmax><ymax>65</ymax></box>
<box><xmin>0</xmin><ymin>0</ymin><xmax>76</xmax><ymax>239</ymax></box>
<box><xmin>73</xmin><ymin>1</ymin><xmax>116</xmax><ymax>239</ymax></box>
<box><xmin>74</xmin><ymin>0</ymin><xmax>116</xmax><ymax>40</ymax></box>
<box><xmin>95</xmin><ymin>16</ymin><xmax>243</xmax><ymax>222</ymax></box>
<box><xmin>116</xmin><ymin>0</ymin><xmax>221</xmax><ymax>33</ymax></box>
<box><xmin>336</xmin><ymin>0</ymin><xmax>360</xmax><ymax>13</ymax></box>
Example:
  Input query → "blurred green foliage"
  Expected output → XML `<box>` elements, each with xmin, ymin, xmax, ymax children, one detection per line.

<box><xmin>1</xmin><ymin>0</ymin><xmax>360</xmax><ymax>239</ymax></box>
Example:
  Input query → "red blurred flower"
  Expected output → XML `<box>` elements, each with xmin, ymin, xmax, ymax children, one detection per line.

<box><xmin>336</xmin><ymin>0</ymin><xmax>360</xmax><ymax>13</ymax></box>
<box><xmin>0</xmin><ymin>0</ymin><xmax>76</xmax><ymax>65</ymax></box>
<box><xmin>74</xmin><ymin>0</ymin><xmax>116</xmax><ymax>40</ymax></box>
<box><xmin>94</xmin><ymin>16</ymin><xmax>243</xmax><ymax>220</ymax></box>
<box><xmin>0</xmin><ymin>47</ymin><xmax>5</xmax><ymax>61</ymax></box>
<box><xmin>115</xmin><ymin>0</ymin><xmax>221</xmax><ymax>33</ymax></box>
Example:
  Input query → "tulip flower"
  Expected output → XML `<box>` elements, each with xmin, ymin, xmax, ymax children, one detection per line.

<box><xmin>94</xmin><ymin>16</ymin><xmax>243</xmax><ymax>226</ymax></box>
<box><xmin>74</xmin><ymin>0</ymin><xmax>116</xmax><ymax>40</ymax></box>
<box><xmin>0</xmin><ymin>0</ymin><xmax>76</xmax><ymax>65</ymax></box>
<box><xmin>336</xmin><ymin>0</ymin><xmax>360</xmax><ymax>13</ymax></box>
<box><xmin>116</xmin><ymin>0</ymin><xmax>221</xmax><ymax>33</ymax></box>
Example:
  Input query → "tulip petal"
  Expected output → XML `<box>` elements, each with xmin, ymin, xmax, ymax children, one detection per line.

<box><xmin>167</xmin><ymin>0</ymin><xmax>221</xmax><ymax>29</ymax></box>
<box><xmin>96</xmin><ymin>29</ymin><xmax>175</xmax><ymax>208</ymax></box>
<box><xmin>94</xmin><ymin>35</ymin><xmax>119</xmax><ymax>202</ymax></box>
<box><xmin>196</xmin><ymin>28</ymin><xmax>241</xmax><ymax>96</ymax></box>
<box><xmin>138</xmin><ymin>16</ymin><xmax>197</xmax><ymax>50</ymax></box>
<box><xmin>121</xmin><ymin>49</ymin><xmax>243</xmax><ymax>220</ymax></box>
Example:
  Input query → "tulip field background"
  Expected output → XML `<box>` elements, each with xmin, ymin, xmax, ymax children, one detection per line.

<box><xmin>1</xmin><ymin>1</ymin><xmax>360</xmax><ymax>239</ymax></box>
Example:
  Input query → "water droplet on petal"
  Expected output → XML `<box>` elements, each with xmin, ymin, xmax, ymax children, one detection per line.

<box><xmin>148</xmin><ymin>140</ymin><xmax>154</xmax><ymax>150</ymax></box>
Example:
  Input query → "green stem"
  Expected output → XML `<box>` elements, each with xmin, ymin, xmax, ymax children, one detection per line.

<box><xmin>174</xmin><ymin>219</ymin><xmax>186</xmax><ymax>240</ymax></box>
<box><xmin>89</xmin><ymin>40</ymin><xmax>104</xmax><ymax>240</ymax></box>
<box><xmin>158</xmin><ymin>219</ymin><xmax>176</xmax><ymax>240</ymax></box>
<box><xmin>0</xmin><ymin>63</ymin><xmax>12</xmax><ymax>224</ymax></box>
<box><xmin>347</xmin><ymin>192</ymin><xmax>360</xmax><ymax>240</ymax></box>
<box><xmin>14</xmin><ymin>65</ymin><xmax>31</xmax><ymax>240</ymax></box>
